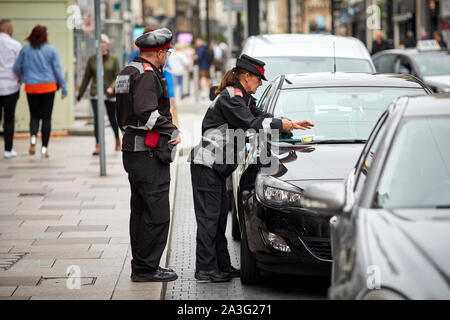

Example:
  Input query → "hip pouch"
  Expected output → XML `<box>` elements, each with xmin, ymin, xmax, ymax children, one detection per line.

<box><xmin>212</xmin><ymin>163</ymin><xmax>238</xmax><ymax>179</ymax></box>
<box><xmin>154</xmin><ymin>133</ymin><xmax>175</xmax><ymax>164</ymax></box>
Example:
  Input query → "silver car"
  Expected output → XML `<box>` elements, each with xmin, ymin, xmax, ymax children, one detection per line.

<box><xmin>240</xmin><ymin>34</ymin><xmax>375</xmax><ymax>99</ymax></box>
<box><xmin>301</xmin><ymin>94</ymin><xmax>450</xmax><ymax>299</ymax></box>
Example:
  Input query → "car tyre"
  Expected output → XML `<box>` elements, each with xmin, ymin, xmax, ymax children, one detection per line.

<box><xmin>240</xmin><ymin>224</ymin><xmax>260</xmax><ymax>284</ymax></box>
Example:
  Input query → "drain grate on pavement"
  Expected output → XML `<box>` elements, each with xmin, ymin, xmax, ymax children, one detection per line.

<box><xmin>37</xmin><ymin>277</ymin><xmax>97</xmax><ymax>287</ymax></box>
<box><xmin>0</xmin><ymin>252</ymin><xmax>29</xmax><ymax>271</ymax></box>
<box><xmin>18</xmin><ymin>193</ymin><xmax>47</xmax><ymax>197</ymax></box>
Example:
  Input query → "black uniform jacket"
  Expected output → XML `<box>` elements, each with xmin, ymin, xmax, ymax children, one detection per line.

<box><xmin>189</xmin><ymin>82</ymin><xmax>284</xmax><ymax>177</ymax></box>
<box><xmin>115</xmin><ymin>56</ymin><xmax>178</xmax><ymax>152</ymax></box>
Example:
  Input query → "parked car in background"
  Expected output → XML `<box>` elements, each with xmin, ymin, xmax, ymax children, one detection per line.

<box><xmin>231</xmin><ymin>72</ymin><xmax>431</xmax><ymax>284</ymax></box>
<box><xmin>301</xmin><ymin>94</ymin><xmax>450</xmax><ymax>299</ymax></box>
<box><xmin>372</xmin><ymin>40</ymin><xmax>450</xmax><ymax>93</ymax></box>
<box><xmin>240</xmin><ymin>34</ymin><xmax>376</xmax><ymax>99</ymax></box>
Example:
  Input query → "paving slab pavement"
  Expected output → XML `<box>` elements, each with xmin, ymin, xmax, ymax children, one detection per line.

<box><xmin>0</xmin><ymin>93</ymin><xmax>209</xmax><ymax>300</ymax></box>
<box><xmin>0</xmin><ymin>122</ymin><xmax>179</xmax><ymax>300</ymax></box>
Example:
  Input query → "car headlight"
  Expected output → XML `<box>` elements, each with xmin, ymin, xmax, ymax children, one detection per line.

<box><xmin>255</xmin><ymin>174</ymin><xmax>303</xmax><ymax>208</ymax></box>
<box><xmin>437</xmin><ymin>87</ymin><xmax>450</xmax><ymax>93</ymax></box>
<box><xmin>361</xmin><ymin>289</ymin><xmax>406</xmax><ymax>300</ymax></box>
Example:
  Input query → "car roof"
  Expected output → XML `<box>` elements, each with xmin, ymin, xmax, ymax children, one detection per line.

<box><xmin>280</xmin><ymin>72</ymin><xmax>428</xmax><ymax>89</ymax></box>
<box><xmin>243</xmin><ymin>34</ymin><xmax>371</xmax><ymax>60</ymax></box>
<box><xmin>401</xmin><ymin>94</ymin><xmax>450</xmax><ymax>116</ymax></box>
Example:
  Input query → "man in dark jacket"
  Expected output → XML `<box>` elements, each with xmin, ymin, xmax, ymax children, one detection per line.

<box><xmin>115</xmin><ymin>28</ymin><xmax>181</xmax><ymax>282</ymax></box>
<box><xmin>371</xmin><ymin>30</ymin><xmax>391</xmax><ymax>55</ymax></box>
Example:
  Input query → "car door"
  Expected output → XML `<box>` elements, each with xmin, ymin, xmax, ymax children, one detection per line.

<box><xmin>232</xmin><ymin>82</ymin><xmax>276</xmax><ymax>214</ymax></box>
<box><xmin>331</xmin><ymin>110</ymin><xmax>389</xmax><ymax>288</ymax></box>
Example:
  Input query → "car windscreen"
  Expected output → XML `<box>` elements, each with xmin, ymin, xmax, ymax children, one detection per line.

<box><xmin>412</xmin><ymin>52</ymin><xmax>450</xmax><ymax>76</ymax></box>
<box><xmin>375</xmin><ymin>116</ymin><xmax>450</xmax><ymax>209</ymax></box>
<box><xmin>273</xmin><ymin>87</ymin><xmax>426</xmax><ymax>142</ymax></box>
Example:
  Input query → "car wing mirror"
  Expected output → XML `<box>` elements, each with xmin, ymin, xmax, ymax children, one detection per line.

<box><xmin>300</xmin><ymin>182</ymin><xmax>345</xmax><ymax>216</ymax></box>
<box><xmin>209</xmin><ymin>85</ymin><xmax>218</xmax><ymax>101</ymax></box>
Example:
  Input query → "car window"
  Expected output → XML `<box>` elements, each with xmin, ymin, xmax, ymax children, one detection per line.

<box><xmin>374</xmin><ymin>116</ymin><xmax>450</xmax><ymax>209</ymax></box>
<box><xmin>272</xmin><ymin>87</ymin><xmax>425</xmax><ymax>142</ymax></box>
<box><xmin>374</xmin><ymin>54</ymin><xmax>397</xmax><ymax>73</ymax></box>
<box><xmin>257</xmin><ymin>84</ymin><xmax>272</xmax><ymax>110</ymax></box>
<box><xmin>412</xmin><ymin>52</ymin><xmax>450</xmax><ymax>76</ymax></box>
<box><xmin>354</xmin><ymin>112</ymin><xmax>388</xmax><ymax>195</ymax></box>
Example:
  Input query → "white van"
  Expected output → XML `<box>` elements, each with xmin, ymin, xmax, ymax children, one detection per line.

<box><xmin>240</xmin><ymin>34</ymin><xmax>375</xmax><ymax>99</ymax></box>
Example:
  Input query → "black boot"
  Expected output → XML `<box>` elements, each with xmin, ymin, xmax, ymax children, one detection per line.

<box><xmin>221</xmin><ymin>266</ymin><xmax>240</xmax><ymax>278</ymax></box>
<box><xmin>195</xmin><ymin>270</ymin><xmax>232</xmax><ymax>282</ymax></box>
<box><xmin>131</xmin><ymin>267</ymin><xmax>178</xmax><ymax>282</ymax></box>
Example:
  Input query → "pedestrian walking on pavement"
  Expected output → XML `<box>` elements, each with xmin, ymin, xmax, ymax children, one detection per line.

<box><xmin>0</xmin><ymin>19</ymin><xmax>21</xmax><ymax>159</ymax></box>
<box><xmin>404</xmin><ymin>30</ymin><xmax>417</xmax><ymax>48</ymax></box>
<box><xmin>371</xmin><ymin>30</ymin><xmax>391</xmax><ymax>55</ymax></box>
<box><xmin>196</xmin><ymin>38</ymin><xmax>214</xmax><ymax>99</ymax></box>
<box><xmin>168</xmin><ymin>43</ymin><xmax>190</xmax><ymax>100</ymax></box>
<box><xmin>116</xmin><ymin>28</ymin><xmax>181</xmax><ymax>283</ymax></box>
<box><xmin>188</xmin><ymin>54</ymin><xmax>314</xmax><ymax>282</ymax></box>
<box><xmin>13</xmin><ymin>25</ymin><xmax>67</xmax><ymax>158</ymax></box>
<box><xmin>77</xmin><ymin>34</ymin><xmax>121</xmax><ymax>155</ymax></box>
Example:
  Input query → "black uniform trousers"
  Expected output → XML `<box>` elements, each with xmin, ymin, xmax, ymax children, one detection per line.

<box><xmin>122</xmin><ymin>150</ymin><xmax>171</xmax><ymax>274</ymax></box>
<box><xmin>191</xmin><ymin>163</ymin><xmax>232</xmax><ymax>271</ymax></box>
<box><xmin>0</xmin><ymin>91</ymin><xmax>19</xmax><ymax>152</ymax></box>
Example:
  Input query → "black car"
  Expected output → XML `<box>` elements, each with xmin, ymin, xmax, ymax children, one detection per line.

<box><xmin>301</xmin><ymin>94</ymin><xmax>450</xmax><ymax>299</ymax></box>
<box><xmin>230</xmin><ymin>72</ymin><xmax>431</xmax><ymax>284</ymax></box>
<box><xmin>372</xmin><ymin>40</ymin><xmax>450</xmax><ymax>93</ymax></box>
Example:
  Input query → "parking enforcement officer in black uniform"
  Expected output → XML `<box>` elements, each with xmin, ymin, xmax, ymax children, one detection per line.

<box><xmin>189</xmin><ymin>54</ymin><xmax>314</xmax><ymax>282</ymax></box>
<box><xmin>115</xmin><ymin>28</ymin><xmax>181</xmax><ymax>282</ymax></box>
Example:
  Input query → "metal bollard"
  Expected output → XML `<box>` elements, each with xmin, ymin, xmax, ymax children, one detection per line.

<box><xmin>194</xmin><ymin>65</ymin><xmax>199</xmax><ymax>103</ymax></box>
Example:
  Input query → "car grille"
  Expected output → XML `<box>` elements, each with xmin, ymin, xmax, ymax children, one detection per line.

<box><xmin>301</xmin><ymin>236</ymin><xmax>332</xmax><ymax>261</ymax></box>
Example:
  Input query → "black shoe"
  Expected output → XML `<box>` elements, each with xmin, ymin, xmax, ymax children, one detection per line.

<box><xmin>195</xmin><ymin>270</ymin><xmax>232</xmax><ymax>282</ymax></box>
<box><xmin>221</xmin><ymin>266</ymin><xmax>240</xmax><ymax>278</ymax></box>
<box><xmin>131</xmin><ymin>267</ymin><xmax>178</xmax><ymax>282</ymax></box>
<box><xmin>159</xmin><ymin>266</ymin><xmax>175</xmax><ymax>273</ymax></box>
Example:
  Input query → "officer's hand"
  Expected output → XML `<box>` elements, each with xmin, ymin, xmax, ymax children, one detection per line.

<box><xmin>168</xmin><ymin>135</ymin><xmax>181</xmax><ymax>145</ymax></box>
<box><xmin>281</xmin><ymin>119</ymin><xmax>294</xmax><ymax>131</ymax></box>
<box><xmin>61</xmin><ymin>94</ymin><xmax>66</xmax><ymax>100</ymax></box>
<box><xmin>106</xmin><ymin>87</ymin><xmax>114</xmax><ymax>95</ymax></box>
<box><xmin>292</xmin><ymin>120</ymin><xmax>314</xmax><ymax>130</ymax></box>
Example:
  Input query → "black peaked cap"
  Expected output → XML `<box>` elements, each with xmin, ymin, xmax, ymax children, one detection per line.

<box><xmin>236</xmin><ymin>54</ymin><xmax>267</xmax><ymax>81</ymax></box>
<box><xmin>135</xmin><ymin>28</ymin><xmax>173</xmax><ymax>50</ymax></box>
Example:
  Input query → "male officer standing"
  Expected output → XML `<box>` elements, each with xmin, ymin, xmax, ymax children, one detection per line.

<box><xmin>116</xmin><ymin>28</ymin><xmax>180</xmax><ymax>282</ymax></box>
